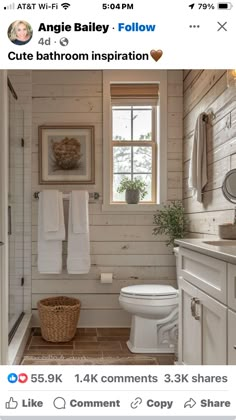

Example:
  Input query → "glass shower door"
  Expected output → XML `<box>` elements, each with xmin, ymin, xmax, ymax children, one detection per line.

<box><xmin>8</xmin><ymin>87</ymin><xmax>24</xmax><ymax>338</ymax></box>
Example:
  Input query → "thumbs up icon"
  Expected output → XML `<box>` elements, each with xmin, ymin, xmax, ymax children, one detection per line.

<box><xmin>5</xmin><ymin>397</ymin><xmax>18</xmax><ymax>409</ymax></box>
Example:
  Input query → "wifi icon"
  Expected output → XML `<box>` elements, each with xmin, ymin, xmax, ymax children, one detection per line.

<box><xmin>61</xmin><ymin>2</ymin><xmax>70</xmax><ymax>9</ymax></box>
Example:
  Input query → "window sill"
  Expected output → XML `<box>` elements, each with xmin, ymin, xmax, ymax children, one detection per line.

<box><xmin>102</xmin><ymin>203</ymin><xmax>161</xmax><ymax>213</ymax></box>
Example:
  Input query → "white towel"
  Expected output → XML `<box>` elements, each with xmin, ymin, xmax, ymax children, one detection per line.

<box><xmin>38</xmin><ymin>191</ymin><xmax>65</xmax><ymax>274</ymax></box>
<box><xmin>43</xmin><ymin>190</ymin><xmax>59</xmax><ymax>232</ymax></box>
<box><xmin>67</xmin><ymin>191</ymin><xmax>91</xmax><ymax>274</ymax></box>
<box><xmin>71</xmin><ymin>190</ymin><xmax>89</xmax><ymax>234</ymax></box>
<box><xmin>189</xmin><ymin>113</ymin><xmax>208</xmax><ymax>202</ymax></box>
<box><xmin>42</xmin><ymin>191</ymin><xmax>65</xmax><ymax>241</ymax></box>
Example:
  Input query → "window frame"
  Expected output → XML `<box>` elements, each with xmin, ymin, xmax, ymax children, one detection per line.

<box><xmin>102</xmin><ymin>70</ymin><xmax>167</xmax><ymax>213</ymax></box>
<box><xmin>111</xmin><ymin>101</ymin><xmax>157</xmax><ymax>204</ymax></box>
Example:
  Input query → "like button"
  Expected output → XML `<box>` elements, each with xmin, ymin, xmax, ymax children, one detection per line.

<box><xmin>5</xmin><ymin>397</ymin><xmax>18</xmax><ymax>409</ymax></box>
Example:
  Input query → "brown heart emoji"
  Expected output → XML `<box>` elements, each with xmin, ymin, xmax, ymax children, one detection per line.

<box><xmin>150</xmin><ymin>49</ymin><xmax>163</xmax><ymax>62</ymax></box>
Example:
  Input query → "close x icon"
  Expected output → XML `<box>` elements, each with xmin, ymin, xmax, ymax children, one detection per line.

<box><xmin>217</xmin><ymin>21</ymin><xmax>227</xmax><ymax>30</ymax></box>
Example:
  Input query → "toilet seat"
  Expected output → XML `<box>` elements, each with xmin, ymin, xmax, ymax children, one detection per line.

<box><xmin>120</xmin><ymin>284</ymin><xmax>178</xmax><ymax>300</ymax></box>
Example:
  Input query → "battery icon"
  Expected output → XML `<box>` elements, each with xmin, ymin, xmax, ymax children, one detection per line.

<box><xmin>218</xmin><ymin>2</ymin><xmax>233</xmax><ymax>9</ymax></box>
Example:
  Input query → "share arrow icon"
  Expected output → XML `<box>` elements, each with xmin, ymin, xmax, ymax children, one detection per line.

<box><xmin>184</xmin><ymin>398</ymin><xmax>196</xmax><ymax>408</ymax></box>
<box><xmin>189</xmin><ymin>3</ymin><xmax>195</xmax><ymax>8</ymax></box>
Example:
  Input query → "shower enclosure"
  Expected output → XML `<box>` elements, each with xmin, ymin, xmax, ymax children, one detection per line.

<box><xmin>8</xmin><ymin>79</ymin><xmax>25</xmax><ymax>341</ymax></box>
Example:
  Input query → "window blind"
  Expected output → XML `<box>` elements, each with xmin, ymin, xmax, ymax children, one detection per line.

<box><xmin>110</xmin><ymin>83</ymin><xmax>159</xmax><ymax>99</ymax></box>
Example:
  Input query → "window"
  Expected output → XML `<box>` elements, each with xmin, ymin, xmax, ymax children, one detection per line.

<box><xmin>111</xmin><ymin>83</ymin><xmax>159</xmax><ymax>203</ymax></box>
<box><xmin>102</xmin><ymin>71</ymin><xmax>167</xmax><ymax>212</ymax></box>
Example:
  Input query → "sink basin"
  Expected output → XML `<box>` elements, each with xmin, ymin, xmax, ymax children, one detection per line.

<box><xmin>203</xmin><ymin>240</ymin><xmax>236</xmax><ymax>246</ymax></box>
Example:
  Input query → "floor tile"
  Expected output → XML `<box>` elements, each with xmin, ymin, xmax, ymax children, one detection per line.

<box><xmin>97</xmin><ymin>336</ymin><xmax>129</xmax><ymax>342</ymax></box>
<box><xmin>24</xmin><ymin>348</ymin><xmax>74</xmax><ymax>355</ymax></box>
<box><xmin>76</xmin><ymin>328</ymin><xmax>97</xmax><ymax>336</ymax></box>
<box><xmin>29</xmin><ymin>336</ymin><xmax>74</xmax><ymax>347</ymax></box>
<box><xmin>97</xmin><ymin>328</ymin><xmax>130</xmax><ymax>337</ymax></box>
<box><xmin>21</xmin><ymin>328</ymin><xmax>175</xmax><ymax>365</ymax></box>
<box><xmin>74</xmin><ymin>341</ymin><xmax>122</xmax><ymax>350</ymax></box>
<box><xmin>157</xmin><ymin>356</ymin><xmax>175</xmax><ymax>365</ymax></box>
<box><xmin>73</xmin><ymin>336</ymin><xmax>98</xmax><ymax>342</ymax></box>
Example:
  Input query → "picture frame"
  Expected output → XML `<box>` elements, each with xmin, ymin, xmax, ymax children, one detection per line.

<box><xmin>38</xmin><ymin>125</ymin><xmax>95</xmax><ymax>184</ymax></box>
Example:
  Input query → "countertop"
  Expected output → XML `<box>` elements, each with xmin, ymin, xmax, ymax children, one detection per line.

<box><xmin>175</xmin><ymin>238</ymin><xmax>236</xmax><ymax>264</ymax></box>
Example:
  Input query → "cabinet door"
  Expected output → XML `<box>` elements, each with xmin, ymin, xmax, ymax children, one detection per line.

<box><xmin>178</xmin><ymin>278</ymin><xmax>201</xmax><ymax>364</ymax></box>
<box><xmin>228</xmin><ymin>310</ymin><xmax>236</xmax><ymax>365</ymax></box>
<box><xmin>198</xmin><ymin>287</ymin><xmax>227</xmax><ymax>365</ymax></box>
<box><xmin>228</xmin><ymin>264</ymin><xmax>236</xmax><ymax>311</ymax></box>
<box><xmin>179</xmin><ymin>277</ymin><xmax>227</xmax><ymax>365</ymax></box>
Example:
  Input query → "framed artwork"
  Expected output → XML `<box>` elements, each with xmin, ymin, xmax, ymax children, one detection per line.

<box><xmin>38</xmin><ymin>125</ymin><xmax>95</xmax><ymax>184</ymax></box>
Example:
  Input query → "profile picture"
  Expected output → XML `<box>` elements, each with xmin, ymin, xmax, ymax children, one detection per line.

<box><xmin>8</xmin><ymin>20</ymin><xmax>33</xmax><ymax>45</ymax></box>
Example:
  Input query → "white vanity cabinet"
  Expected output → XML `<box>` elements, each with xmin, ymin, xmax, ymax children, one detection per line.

<box><xmin>178</xmin><ymin>247</ymin><xmax>231</xmax><ymax>365</ymax></box>
<box><xmin>228</xmin><ymin>264</ymin><xmax>236</xmax><ymax>311</ymax></box>
<box><xmin>228</xmin><ymin>264</ymin><xmax>236</xmax><ymax>364</ymax></box>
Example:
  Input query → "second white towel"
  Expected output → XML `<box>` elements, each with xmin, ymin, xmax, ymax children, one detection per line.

<box><xmin>67</xmin><ymin>191</ymin><xmax>91</xmax><ymax>274</ymax></box>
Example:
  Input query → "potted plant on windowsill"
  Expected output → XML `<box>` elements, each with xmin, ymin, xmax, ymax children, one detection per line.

<box><xmin>153</xmin><ymin>201</ymin><xmax>189</xmax><ymax>246</ymax></box>
<box><xmin>117</xmin><ymin>177</ymin><xmax>148</xmax><ymax>204</ymax></box>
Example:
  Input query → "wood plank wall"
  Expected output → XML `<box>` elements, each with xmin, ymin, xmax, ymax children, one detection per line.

<box><xmin>31</xmin><ymin>70</ymin><xmax>183</xmax><ymax>327</ymax></box>
<box><xmin>183</xmin><ymin>70</ymin><xmax>236</xmax><ymax>237</ymax></box>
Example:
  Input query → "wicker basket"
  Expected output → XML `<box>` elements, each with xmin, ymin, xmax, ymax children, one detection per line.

<box><xmin>37</xmin><ymin>296</ymin><xmax>81</xmax><ymax>342</ymax></box>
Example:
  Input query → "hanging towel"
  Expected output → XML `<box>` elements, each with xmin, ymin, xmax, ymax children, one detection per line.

<box><xmin>38</xmin><ymin>190</ymin><xmax>65</xmax><ymax>274</ymax></box>
<box><xmin>71</xmin><ymin>190</ymin><xmax>89</xmax><ymax>234</ymax></box>
<box><xmin>42</xmin><ymin>191</ymin><xmax>65</xmax><ymax>241</ymax></box>
<box><xmin>43</xmin><ymin>190</ymin><xmax>59</xmax><ymax>232</ymax></box>
<box><xmin>189</xmin><ymin>112</ymin><xmax>208</xmax><ymax>203</ymax></box>
<box><xmin>67</xmin><ymin>191</ymin><xmax>91</xmax><ymax>274</ymax></box>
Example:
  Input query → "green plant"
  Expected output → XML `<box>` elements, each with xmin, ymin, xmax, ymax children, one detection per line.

<box><xmin>117</xmin><ymin>177</ymin><xmax>148</xmax><ymax>200</ymax></box>
<box><xmin>153</xmin><ymin>201</ymin><xmax>189</xmax><ymax>246</ymax></box>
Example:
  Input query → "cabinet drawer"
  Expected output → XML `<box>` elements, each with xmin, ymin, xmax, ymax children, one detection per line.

<box><xmin>179</xmin><ymin>248</ymin><xmax>227</xmax><ymax>304</ymax></box>
<box><xmin>228</xmin><ymin>310</ymin><xmax>236</xmax><ymax>365</ymax></box>
<box><xmin>228</xmin><ymin>264</ymin><xmax>236</xmax><ymax>311</ymax></box>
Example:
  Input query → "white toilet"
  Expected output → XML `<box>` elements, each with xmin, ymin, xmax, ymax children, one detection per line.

<box><xmin>119</xmin><ymin>248</ymin><xmax>179</xmax><ymax>353</ymax></box>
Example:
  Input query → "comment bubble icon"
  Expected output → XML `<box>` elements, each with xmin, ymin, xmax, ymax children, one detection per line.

<box><xmin>53</xmin><ymin>397</ymin><xmax>66</xmax><ymax>409</ymax></box>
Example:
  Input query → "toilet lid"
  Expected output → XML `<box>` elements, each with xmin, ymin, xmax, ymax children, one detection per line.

<box><xmin>120</xmin><ymin>284</ymin><xmax>178</xmax><ymax>298</ymax></box>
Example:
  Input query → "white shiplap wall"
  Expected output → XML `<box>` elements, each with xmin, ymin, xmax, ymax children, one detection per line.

<box><xmin>183</xmin><ymin>70</ymin><xmax>236</xmax><ymax>236</ymax></box>
<box><xmin>31</xmin><ymin>70</ymin><xmax>183</xmax><ymax>327</ymax></box>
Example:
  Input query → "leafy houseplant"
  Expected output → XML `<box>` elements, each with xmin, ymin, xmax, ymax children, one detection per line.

<box><xmin>153</xmin><ymin>201</ymin><xmax>188</xmax><ymax>246</ymax></box>
<box><xmin>117</xmin><ymin>177</ymin><xmax>148</xmax><ymax>204</ymax></box>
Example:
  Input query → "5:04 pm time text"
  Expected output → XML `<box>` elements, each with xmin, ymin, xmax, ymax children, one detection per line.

<box><xmin>102</xmin><ymin>3</ymin><xmax>133</xmax><ymax>9</ymax></box>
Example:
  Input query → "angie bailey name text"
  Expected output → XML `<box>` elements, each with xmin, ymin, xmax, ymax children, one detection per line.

<box><xmin>38</xmin><ymin>22</ymin><xmax>109</xmax><ymax>34</ymax></box>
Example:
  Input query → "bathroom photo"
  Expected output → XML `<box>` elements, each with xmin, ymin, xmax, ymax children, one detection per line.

<box><xmin>0</xmin><ymin>69</ymin><xmax>236</xmax><ymax>365</ymax></box>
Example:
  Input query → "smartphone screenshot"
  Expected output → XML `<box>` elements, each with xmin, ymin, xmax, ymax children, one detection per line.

<box><xmin>0</xmin><ymin>0</ymin><xmax>236</xmax><ymax>418</ymax></box>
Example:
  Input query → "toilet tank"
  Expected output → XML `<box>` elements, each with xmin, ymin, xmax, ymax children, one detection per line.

<box><xmin>173</xmin><ymin>247</ymin><xmax>180</xmax><ymax>286</ymax></box>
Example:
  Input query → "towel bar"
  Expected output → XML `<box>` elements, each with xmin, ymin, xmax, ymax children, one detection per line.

<box><xmin>33</xmin><ymin>191</ymin><xmax>99</xmax><ymax>200</ymax></box>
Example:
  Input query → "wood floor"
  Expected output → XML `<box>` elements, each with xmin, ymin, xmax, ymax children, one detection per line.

<box><xmin>21</xmin><ymin>328</ymin><xmax>175</xmax><ymax>365</ymax></box>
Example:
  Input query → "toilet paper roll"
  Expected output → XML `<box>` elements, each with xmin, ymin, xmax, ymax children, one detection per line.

<box><xmin>100</xmin><ymin>272</ymin><xmax>113</xmax><ymax>283</ymax></box>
